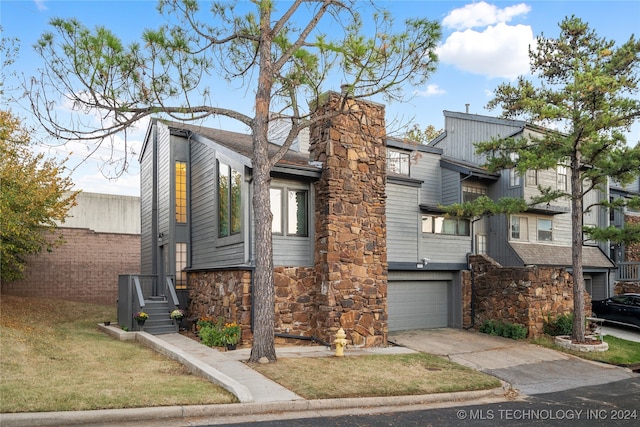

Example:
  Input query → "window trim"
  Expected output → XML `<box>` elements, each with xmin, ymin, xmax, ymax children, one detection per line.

<box><xmin>175</xmin><ymin>161</ymin><xmax>187</xmax><ymax>223</ymax></box>
<box><xmin>557</xmin><ymin>164</ymin><xmax>568</xmax><ymax>191</ymax></box>
<box><xmin>386</xmin><ymin>148</ymin><xmax>410</xmax><ymax>176</ymax></box>
<box><xmin>175</xmin><ymin>242</ymin><xmax>187</xmax><ymax>290</ymax></box>
<box><xmin>422</xmin><ymin>214</ymin><xmax>470</xmax><ymax>236</ymax></box>
<box><xmin>509</xmin><ymin>152</ymin><xmax>520</xmax><ymax>187</ymax></box>
<box><xmin>537</xmin><ymin>218</ymin><xmax>553</xmax><ymax>242</ymax></box>
<box><xmin>510</xmin><ymin>215</ymin><xmax>528</xmax><ymax>241</ymax></box>
<box><xmin>270</xmin><ymin>184</ymin><xmax>309</xmax><ymax>237</ymax></box>
<box><xmin>217</xmin><ymin>159</ymin><xmax>243</xmax><ymax>241</ymax></box>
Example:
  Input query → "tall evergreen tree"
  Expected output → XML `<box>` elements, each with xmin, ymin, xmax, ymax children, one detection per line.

<box><xmin>28</xmin><ymin>0</ymin><xmax>441</xmax><ymax>362</ymax></box>
<box><xmin>474</xmin><ymin>16</ymin><xmax>640</xmax><ymax>342</ymax></box>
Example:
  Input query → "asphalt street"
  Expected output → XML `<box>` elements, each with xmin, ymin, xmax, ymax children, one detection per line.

<box><xmin>202</xmin><ymin>377</ymin><xmax>640</xmax><ymax>427</ymax></box>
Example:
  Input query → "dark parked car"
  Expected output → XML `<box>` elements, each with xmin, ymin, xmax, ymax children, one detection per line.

<box><xmin>591</xmin><ymin>293</ymin><xmax>640</xmax><ymax>328</ymax></box>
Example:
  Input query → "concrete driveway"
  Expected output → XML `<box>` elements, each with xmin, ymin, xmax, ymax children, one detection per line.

<box><xmin>388</xmin><ymin>328</ymin><xmax>638</xmax><ymax>396</ymax></box>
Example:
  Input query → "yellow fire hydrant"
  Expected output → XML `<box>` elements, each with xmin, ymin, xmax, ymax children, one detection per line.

<box><xmin>334</xmin><ymin>328</ymin><xmax>347</xmax><ymax>357</ymax></box>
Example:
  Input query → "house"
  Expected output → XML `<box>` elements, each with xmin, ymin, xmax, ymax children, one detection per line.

<box><xmin>127</xmin><ymin>93</ymin><xmax>471</xmax><ymax>344</ymax></box>
<box><xmin>430</xmin><ymin>111</ymin><xmax>615</xmax><ymax>300</ymax></box>
<box><xmin>609</xmin><ymin>176</ymin><xmax>640</xmax><ymax>284</ymax></box>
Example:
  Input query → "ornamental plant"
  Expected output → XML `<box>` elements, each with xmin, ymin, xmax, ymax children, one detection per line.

<box><xmin>170</xmin><ymin>309</ymin><xmax>184</xmax><ymax>320</ymax></box>
<box><xmin>221</xmin><ymin>322</ymin><xmax>241</xmax><ymax>346</ymax></box>
<box><xmin>133</xmin><ymin>311</ymin><xmax>148</xmax><ymax>322</ymax></box>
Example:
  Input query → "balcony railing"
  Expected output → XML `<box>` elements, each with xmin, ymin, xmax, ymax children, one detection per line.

<box><xmin>616</xmin><ymin>262</ymin><xmax>640</xmax><ymax>282</ymax></box>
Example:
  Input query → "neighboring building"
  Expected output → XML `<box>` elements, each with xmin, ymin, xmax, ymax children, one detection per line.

<box><xmin>431</xmin><ymin>111</ymin><xmax>615</xmax><ymax>300</ymax></box>
<box><xmin>610</xmin><ymin>177</ymin><xmax>640</xmax><ymax>283</ymax></box>
<box><xmin>2</xmin><ymin>192</ymin><xmax>140</xmax><ymax>305</ymax></box>
<box><xmin>135</xmin><ymin>94</ymin><xmax>472</xmax><ymax>345</ymax></box>
<box><xmin>131</xmin><ymin>100</ymin><xmax>627</xmax><ymax>344</ymax></box>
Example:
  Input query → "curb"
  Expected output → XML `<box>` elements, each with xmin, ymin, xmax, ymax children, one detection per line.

<box><xmin>0</xmin><ymin>386</ymin><xmax>507</xmax><ymax>427</ymax></box>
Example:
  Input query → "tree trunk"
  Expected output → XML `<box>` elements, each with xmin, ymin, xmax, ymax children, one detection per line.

<box><xmin>571</xmin><ymin>156</ymin><xmax>586</xmax><ymax>342</ymax></box>
<box><xmin>249</xmin><ymin>4</ymin><xmax>277</xmax><ymax>363</ymax></box>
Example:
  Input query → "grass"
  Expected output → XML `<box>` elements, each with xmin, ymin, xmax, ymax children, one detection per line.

<box><xmin>1</xmin><ymin>295</ymin><xmax>502</xmax><ymax>413</ymax></box>
<box><xmin>250</xmin><ymin>353</ymin><xmax>501</xmax><ymax>399</ymax></box>
<box><xmin>0</xmin><ymin>295</ymin><xmax>236</xmax><ymax>413</ymax></box>
<box><xmin>530</xmin><ymin>334</ymin><xmax>640</xmax><ymax>366</ymax></box>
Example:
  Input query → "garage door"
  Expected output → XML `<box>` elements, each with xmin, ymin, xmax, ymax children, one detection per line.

<box><xmin>387</xmin><ymin>280</ymin><xmax>449</xmax><ymax>331</ymax></box>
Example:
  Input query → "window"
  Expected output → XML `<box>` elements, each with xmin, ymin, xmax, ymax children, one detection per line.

<box><xmin>510</xmin><ymin>216</ymin><xmax>528</xmax><ymax>240</ymax></box>
<box><xmin>509</xmin><ymin>153</ymin><xmax>520</xmax><ymax>186</ymax></box>
<box><xmin>557</xmin><ymin>165</ymin><xmax>568</xmax><ymax>191</ymax></box>
<box><xmin>476</xmin><ymin>234</ymin><xmax>487</xmax><ymax>255</ymax></box>
<box><xmin>175</xmin><ymin>243</ymin><xmax>187</xmax><ymax>290</ymax></box>
<box><xmin>175</xmin><ymin>161</ymin><xmax>187</xmax><ymax>223</ymax></box>
<box><xmin>537</xmin><ymin>218</ymin><xmax>553</xmax><ymax>241</ymax></box>
<box><xmin>387</xmin><ymin>149</ymin><xmax>410</xmax><ymax>175</ymax></box>
<box><xmin>288</xmin><ymin>190</ymin><xmax>308</xmax><ymax>236</ymax></box>
<box><xmin>270</xmin><ymin>188</ymin><xmax>282</xmax><ymax>233</ymax></box>
<box><xmin>270</xmin><ymin>187</ymin><xmax>308</xmax><ymax>236</ymax></box>
<box><xmin>525</xmin><ymin>170</ymin><xmax>538</xmax><ymax>187</ymax></box>
<box><xmin>218</xmin><ymin>161</ymin><xmax>242</xmax><ymax>238</ymax></box>
<box><xmin>422</xmin><ymin>215</ymin><xmax>470</xmax><ymax>236</ymax></box>
<box><xmin>462</xmin><ymin>185</ymin><xmax>487</xmax><ymax>203</ymax></box>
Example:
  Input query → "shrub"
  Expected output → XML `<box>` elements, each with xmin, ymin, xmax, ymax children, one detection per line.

<box><xmin>199</xmin><ymin>324</ymin><xmax>225</xmax><ymax>347</ymax></box>
<box><xmin>543</xmin><ymin>313</ymin><xmax>573</xmax><ymax>336</ymax></box>
<box><xmin>479</xmin><ymin>319</ymin><xmax>527</xmax><ymax>340</ymax></box>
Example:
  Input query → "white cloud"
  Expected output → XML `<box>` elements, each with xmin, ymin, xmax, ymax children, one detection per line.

<box><xmin>437</xmin><ymin>22</ymin><xmax>535</xmax><ymax>80</ymax></box>
<box><xmin>72</xmin><ymin>169</ymin><xmax>140</xmax><ymax>196</ymax></box>
<box><xmin>415</xmin><ymin>84</ymin><xmax>446</xmax><ymax>97</ymax></box>
<box><xmin>34</xmin><ymin>0</ymin><xmax>47</xmax><ymax>11</ymax></box>
<box><xmin>443</xmin><ymin>1</ymin><xmax>531</xmax><ymax>30</ymax></box>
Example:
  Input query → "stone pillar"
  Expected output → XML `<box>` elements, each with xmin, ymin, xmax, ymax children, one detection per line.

<box><xmin>309</xmin><ymin>92</ymin><xmax>388</xmax><ymax>347</ymax></box>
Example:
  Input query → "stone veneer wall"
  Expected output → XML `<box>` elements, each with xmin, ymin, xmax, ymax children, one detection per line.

<box><xmin>273</xmin><ymin>266</ymin><xmax>318</xmax><ymax>343</ymax></box>
<box><xmin>614</xmin><ymin>282</ymin><xmax>640</xmax><ymax>295</ymax></box>
<box><xmin>188</xmin><ymin>270</ymin><xmax>252</xmax><ymax>345</ymax></box>
<box><xmin>464</xmin><ymin>255</ymin><xmax>591</xmax><ymax>337</ymax></box>
<box><xmin>309</xmin><ymin>92</ymin><xmax>388</xmax><ymax>347</ymax></box>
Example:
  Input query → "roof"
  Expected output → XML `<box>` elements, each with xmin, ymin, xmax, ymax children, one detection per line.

<box><xmin>440</xmin><ymin>156</ymin><xmax>500</xmax><ymax>181</ymax></box>
<box><xmin>509</xmin><ymin>242</ymin><xmax>615</xmax><ymax>269</ymax></box>
<box><xmin>160</xmin><ymin>120</ymin><xmax>317</xmax><ymax>171</ymax></box>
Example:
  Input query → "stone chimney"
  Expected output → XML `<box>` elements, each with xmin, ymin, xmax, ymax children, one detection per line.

<box><xmin>309</xmin><ymin>92</ymin><xmax>388</xmax><ymax>347</ymax></box>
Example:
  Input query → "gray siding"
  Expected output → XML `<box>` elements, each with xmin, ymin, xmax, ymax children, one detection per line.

<box><xmin>441</xmin><ymin>168</ymin><xmax>460</xmax><ymax>205</ymax></box>
<box><xmin>420</xmin><ymin>234</ymin><xmax>470</xmax><ymax>264</ymax></box>
<box><xmin>413</xmin><ymin>152</ymin><xmax>441</xmax><ymax>206</ymax></box>
<box><xmin>387</xmin><ymin>183</ymin><xmax>419</xmax><ymax>262</ymax></box>
<box><xmin>437</xmin><ymin>113</ymin><xmax>522</xmax><ymax>165</ymax></box>
<box><xmin>157</xmin><ymin>124</ymin><xmax>171</xmax><ymax>242</ymax></box>
<box><xmin>140</xmin><ymin>125</ymin><xmax>154</xmax><ymax>275</ymax></box>
<box><xmin>189</xmin><ymin>139</ymin><xmax>245</xmax><ymax>268</ymax></box>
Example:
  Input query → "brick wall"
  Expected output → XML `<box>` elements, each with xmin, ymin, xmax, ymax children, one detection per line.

<box><xmin>2</xmin><ymin>227</ymin><xmax>140</xmax><ymax>306</ymax></box>
<box><xmin>464</xmin><ymin>255</ymin><xmax>591</xmax><ymax>337</ymax></box>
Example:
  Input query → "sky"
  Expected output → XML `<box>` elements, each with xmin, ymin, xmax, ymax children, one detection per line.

<box><xmin>2</xmin><ymin>0</ymin><xmax>639</xmax><ymax>197</ymax></box>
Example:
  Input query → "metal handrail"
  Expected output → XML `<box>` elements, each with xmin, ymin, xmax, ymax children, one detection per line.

<box><xmin>166</xmin><ymin>276</ymin><xmax>180</xmax><ymax>309</ymax></box>
<box><xmin>132</xmin><ymin>276</ymin><xmax>146</xmax><ymax>309</ymax></box>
